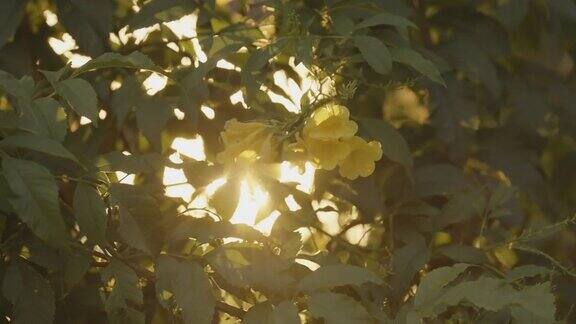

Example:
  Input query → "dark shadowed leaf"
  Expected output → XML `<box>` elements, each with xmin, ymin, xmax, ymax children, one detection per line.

<box><xmin>156</xmin><ymin>256</ymin><xmax>215</xmax><ymax>324</ymax></box>
<box><xmin>73</xmin><ymin>183</ymin><xmax>107</xmax><ymax>244</ymax></box>
<box><xmin>96</xmin><ymin>151</ymin><xmax>165</xmax><ymax>174</ymax></box>
<box><xmin>110</xmin><ymin>184</ymin><xmax>163</xmax><ymax>254</ymax></box>
<box><xmin>128</xmin><ymin>0</ymin><xmax>198</xmax><ymax>30</ymax></box>
<box><xmin>354</xmin><ymin>35</ymin><xmax>392</xmax><ymax>74</ymax></box>
<box><xmin>101</xmin><ymin>260</ymin><xmax>144</xmax><ymax>324</ymax></box>
<box><xmin>2</xmin><ymin>260</ymin><xmax>55</xmax><ymax>324</ymax></box>
<box><xmin>0</xmin><ymin>0</ymin><xmax>27</xmax><ymax>49</ymax></box>
<box><xmin>308</xmin><ymin>292</ymin><xmax>372</xmax><ymax>324</ymax></box>
<box><xmin>135</xmin><ymin>97</ymin><xmax>173</xmax><ymax>150</ymax></box>
<box><xmin>358</xmin><ymin>118</ymin><xmax>413</xmax><ymax>170</ymax></box>
<box><xmin>55</xmin><ymin>0</ymin><xmax>113</xmax><ymax>56</ymax></box>
<box><xmin>19</xmin><ymin>98</ymin><xmax>67</xmax><ymax>142</ymax></box>
<box><xmin>389</xmin><ymin>235</ymin><xmax>430</xmax><ymax>297</ymax></box>
<box><xmin>390</xmin><ymin>48</ymin><xmax>444</xmax><ymax>85</ymax></box>
<box><xmin>75</xmin><ymin>52</ymin><xmax>157</xmax><ymax>75</ymax></box>
<box><xmin>3</xmin><ymin>157</ymin><xmax>68</xmax><ymax>249</ymax></box>
<box><xmin>297</xmin><ymin>264</ymin><xmax>383</xmax><ymax>292</ymax></box>
<box><xmin>0</xmin><ymin>133</ymin><xmax>79</xmax><ymax>162</ymax></box>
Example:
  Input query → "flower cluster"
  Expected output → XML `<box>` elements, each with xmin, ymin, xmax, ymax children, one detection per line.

<box><xmin>297</xmin><ymin>104</ymin><xmax>382</xmax><ymax>180</ymax></box>
<box><xmin>216</xmin><ymin>104</ymin><xmax>383</xmax><ymax>180</ymax></box>
<box><xmin>216</xmin><ymin>119</ymin><xmax>277</xmax><ymax>165</ymax></box>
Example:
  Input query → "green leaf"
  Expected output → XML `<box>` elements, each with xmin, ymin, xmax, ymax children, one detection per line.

<box><xmin>437</xmin><ymin>244</ymin><xmax>487</xmax><ymax>264</ymax></box>
<box><xmin>135</xmin><ymin>97</ymin><xmax>173</xmax><ymax>150</ymax></box>
<box><xmin>358</xmin><ymin>118</ymin><xmax>413</xmax><ymax>170</ymax></box>
<box><xmin>0</xmin><ymin>0</ymin><xmax>27</xmax><ymax>49</ymax></box>
<box><xmin>389</xmin><ymin>235</ymin><xmax>430</xmax><ymax>297</ymax></box>
<box><xmin>507</xmin><ymin>265</ymin><xmax>550</xmax><ymax>282</ymax></box>
<box><xmin>244</xmin><ymin>303</ymin><xmax>274</xmax><ymax>324</ymax></box>
<box><xmin>128</xmin><ymin>0</ymin><xmax>198</xmax><ymax>30</ymax></box>
<box><xmin>210</xmin><ymin>179</ymin><xmax>241</xmax><ymax>220</ymax></box>
<box><xmin>356</xmin><ymin>11</ymin><xmax>417</xmax><ymax>30</ymax></box>
<box><xmin>96</xmin><ymin>151</ymin><xmax>165</xmax><ymax>174</ymax></box>
<box><xmin>510</xmin><ymin>282</ymin><xmax>556</xmax><ymax>323</ymax></box>
<box><xmin>414</xmin><ymin>264</ymin><xmax>471</xmax><ymax>307</ymax></box>
<box><xmin>297</xmin><ymin>264</ymin><xmax>382</xmax><ymax>292</ymax></box>
<box><xmin>0</xmin><ymin>133</ymin><xmax>79</xmax><ymax>162</ymax></box>
<box><xmin>0</xmin><ymin>71</ymin><xmax>35</xmax><ymax>114</ymax></box>
<box><xmin>42</xmin><ymin>71</ymin><xmax>99</xmax><ymax>126</ymax></box>
<box><xmin>63</xmin><ymin>251</ymin><xmax>92</xmax><ymax>289</ymax></box>
<box><xmin>244</xmin><ymin>301</ymin><xmax>300</xmax><ymax>324</ymax></box>
<box><xmin>101</xmin><ymin>260</ymin><xmax>144</xmax><ymax>324</ymax></box>
<box><xmin>19</xmin><ymin>98</ymin><xmax>67</xmax><ymax>142</ymax></box>
<box><xmin>308</xmin><ymin>292</ymin><xmax>372</xmax><ymax>324</ymax></box>
<box><xmin>437</xmin><ymin>189</ymin><xmax>486</xmax><ymax>228</ymax></box>
<box><xmin>353</xmin><ymin>35</ymin><xmax>392</xmax><ymax>74</ymax></box>
<box><xmin>2</xmin><ymin>259</ymin><xmax>56</xmax><ymax>323</ymax></box>
<box><xmin>414</xmin><ymin>164</ymin><xmax>470</xmax><ymax>197</ymax></box>
<box><xmin>110</xmin><ymin>184</ymin><xmax>163</xmax><ymax>254</ymax></box>
<box><xmin>169</xmin><ymin>217</ymin><xmax>268</xmax><ymax>244</ymax></box>
<box><xmin>2</xmin><ymin>157</ymin><xmax>68</xmax><ymax>249</ymax></box>
<box><xmin>73</xmin><ymin>183</ymin><xmax>107</xmax><ymax>244</ymax></box>
<box><xmin>273</xmin><ymin>300</ymin><xmax>300</xmax><ymax>324</ymax></box>
<box><xmin>156</xmin><ymin>256</ymin><xmax>215</xmax><ymax>324</ymax></box>
<box><xmin>390</xmin><ymin>48</ymin><xmax>444</xmax><ymax>85</ymax></box>
<box><xmin>74</xmin><ymin>52</ymin><xmax>157</xmax><ymax>75</ymax></box>
<box><xmin>55</xmin><ymin>0</ymin><xmax>113</xmax><ymax>56</ymax></box>
<box><xmin>110</xmin><ymin>76</ymin><xmax>142</xmax><ymax>128</ymax></box>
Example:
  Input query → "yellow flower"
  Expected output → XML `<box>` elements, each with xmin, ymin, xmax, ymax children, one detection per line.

<box><xmin>338</xmin><ymin>136</ymin><xmax>383</xmax><ymax>180</ymax></box>
<box><xmin>216</xmin><ymin>119</ymin><xmax>277</xmax><ymax>165</ymax></box>
<box><xmin>303</xmin><ymin>136</ymin><xmax>351</xmax><ymax>170</ymax></box>
<box><xmin>303</xmin><ymin>104</ymin><xmax>358</xmax><ymax>141</ymax></box>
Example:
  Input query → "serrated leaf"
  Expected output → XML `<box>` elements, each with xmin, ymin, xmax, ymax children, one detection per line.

<box><xmin>110</xmin><ymin>76</ymin><xmax>142</xmax><ymax>128</ymax></box>
<box><xmin>55</xmin><ymin>0</ymin><xmax>113</xmax><ymax>56</ymax></box>
<box><xmin>297</xmin><ymin>264</ymin><xmax>382</xmax><ymax>292</ymax></box>
<box><xmin>414</xmin><ymin>164</ymin><xmax>471</xmax><ymax>197</ymax></box>
<box><xmin>74</xmin><ymin>51</ymin><xmax>156</xmax><ymax>75</ymax></box>
<box><xmin>210</xmin><ymin>179</ymin><xmax>241</xmax><ymax>220</ymax></box>
<box><xmin>63</xmin><ymin>251</ymin><xmax>92</xmax><ymax>289</ymax></box>
<box><xmin>2</xmin><ymin>157</ymin><xmax>68</xmax><ymax>249</ymax></box>
<box><xmin>437</xmin><ymin>189</ymin><xmax>485</xmax><ymax>228</ymax></box>
<box><xmin>437</xmin><ymin>244</ymin><xmax>487</xmax><ymax>264</ymax></box>
<box><xmin>244</xmin><ymin>300</ymin><xmax>300</xmax><ymax>324</ymax></box>
<box><xmin>354</xmin><ymin>35</ymin><xmax>392</xmax><ymax>74</ymax></box>
<box><xmin>0</xmin><ymin>0</ymin><xmax>26</xmax><ymax>49</ymax></box>
<box><xmin>244</xmin><ymin>303</ymin><xmax>274</xmax><ymax>324</ymax></box>
<box><xmin>42</xmin><ymin>71</ymin><xmax>99</xmax><ymax>126</ymax></box>
<box><xmin>358</xmin><ymin>118</ymin><xmax>413</xmax><ymax>171</ymax></box>
<box><xmin>169</xmin><ymin>217</ymin><xmax>267</xmax><ymax>244</ymax></box>
<box><xmin>0</xmin><ymin>133</ymin><xmax>79</xmax><ymax>162</ymax></box>
<box><xmin>355</xmin><ymin>11</ymin><xmax>417</xmax><ymax>30</ymax></box>
<box><xmin>0</xmin><ymin>70</ymin><xmax>35</xmax><ymax>114</ymax></box>
<box><xmin>390</xmin><ymin>235</ymin><xmax>430</xmax><ymax>297</ymax></box>
<box><xmin>128</xmin><ymin>0</ymin><xmax>198</xmax><ymax>30</ymax></box>
<box><xmin>390</xmin><ymin>48</ymin><xmax>444</xmax><ymax>85</ymax></box>
<box><xmin>73</xmin><ymin>183</ymin><xmax>107</xmax><ymax>244</ymax></box>
<box><xmin>507</xmin><ymin>265</ymin><xmax>550</xmax><ymax>282</ymax></box>
<box><xmin>308</xmin><ymin>292</ymin><xmax>372</xmax><ymax>324</ymax></box>
<box><xmin>135</xmin><ymin>97</ymin><xmax>173</xmax><ymax>150</ymax></box>
<box><xmin>96</xmin><ymin>151</ymin><xmax>165</xmax><ymax>174</ymax></box>
<box><xmin>414</xmin><ymin>264</ymin><xmax>471</xmax><ymax>307</ymax></box>
<box><xmin>2</xmin><ymin>260</ymin><xmax>56</xmax><ymax>324</ymax></box>
<box><xmin>156</xmin><ymin>256</ymin><xmax>215</xmax><ymax>324</ymax></box>
<box><xmin>110</xmin><ymin>184</ymin><xmax>163</xmax><ymax>254</ymax></box>
<box><xmin>19</xmin><ymin>98</ymin><xmax>67</xmax><ymax>142</ymax></box>
<box><xmin>101</xmin><ymin>260</ymin><xmax>144</xmax><ymax>324</ymax></box>
<box><xmin>273</xmin><ymin>300</ymin><xmax>300</xmax><ymax>324</ymax></box>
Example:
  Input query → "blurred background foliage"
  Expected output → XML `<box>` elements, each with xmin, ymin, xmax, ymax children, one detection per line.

<box><xmin>0</xmin><ymin>0</ymin><xmax>576</xmax><ymax>323</ymax></box>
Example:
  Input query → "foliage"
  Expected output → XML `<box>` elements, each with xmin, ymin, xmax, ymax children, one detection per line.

<box><xmin>0</xmin><ymin>0</ymin><xmax>575</xmax><ymax>323</ymax></box>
